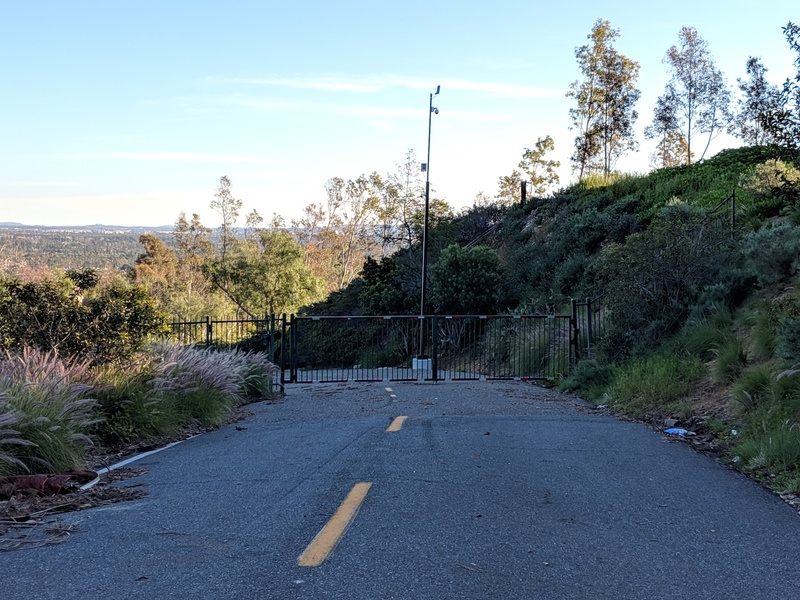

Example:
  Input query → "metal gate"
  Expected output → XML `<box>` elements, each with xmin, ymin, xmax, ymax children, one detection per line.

<box><xmin>170</xmin><ymin>298</ymin><xmax>604</xmax><ymax>385</ymax></box>
<box><xmin>285</xmin><ymin>313</ymin><xmax>576</xmax><ymax>384</ymax></box>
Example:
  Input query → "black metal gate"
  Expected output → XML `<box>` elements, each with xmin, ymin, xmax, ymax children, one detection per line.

<box><xmin>169</xmin><ymin>298</ymin><xmax>604</xmax><ymax>385</ymax></box>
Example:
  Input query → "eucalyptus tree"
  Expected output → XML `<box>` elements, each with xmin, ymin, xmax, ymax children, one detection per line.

<box><xmin>729</xmin><ymin>57</ymin><xmax>784</xmax><ymax>146</ymax></box>
<box><xmin>567</xmin><ymin>19</ymin><xmax>641</xmax><ymax>179</ymax></box>
<box><xmin>210</xmin><ymin>175</ymin><xmax>242</xmax><ymax>260</ymax></box>
<box><xmin>647</xmin><ymin>26</ymin><xmax>731</xmax><ymax>164</ymax></box>
<box><xmin>496</xmin><ymin>135</ymin><xmax>561</xmax><ymax>206</ymax></box>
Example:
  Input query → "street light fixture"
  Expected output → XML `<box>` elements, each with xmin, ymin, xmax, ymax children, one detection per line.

<box><xmin>419</xmin><ymin>84</ymin><xmax>440</xmax><ymax>358</ymax></box>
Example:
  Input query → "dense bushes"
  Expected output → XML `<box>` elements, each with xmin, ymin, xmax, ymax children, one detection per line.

<box><xmin>0</xmin><ymin>270</ymin><xmax>169</xmax><ymax>365</ymax></box>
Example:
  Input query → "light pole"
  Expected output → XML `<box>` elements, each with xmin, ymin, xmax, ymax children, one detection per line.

<box><xmin>419</xmin><ymin>84</ymin><xmax>440</xmax><ymax>358</ymax></box>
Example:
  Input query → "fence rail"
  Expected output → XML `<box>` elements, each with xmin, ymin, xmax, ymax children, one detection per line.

<box><xmin>169</xmin><ymin>297</ymin><xmax>605</xmax><ymax>384</ymax></box>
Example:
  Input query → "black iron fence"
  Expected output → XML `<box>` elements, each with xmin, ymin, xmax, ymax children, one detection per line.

<box><xmin>169</xmin><ymin>296</ymin><xmax>605</xmax><ymax>384</ymax></box>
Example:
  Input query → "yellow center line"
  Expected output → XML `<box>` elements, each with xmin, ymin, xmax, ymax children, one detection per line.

<box><xmin>386</xmin><ymin>415</ymin><xmax>408</xmax><ymax>432</ymax></box>
<box><xmin>297</xmin><ymin>482</ymin><xmax>372</xmax><ymax>567</ymax></box>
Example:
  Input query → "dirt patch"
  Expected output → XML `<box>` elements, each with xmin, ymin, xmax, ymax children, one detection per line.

<box><xmin>688</xmin><ymin>376</ymin><xmax>735</xmax><ymax>421</ymax></box>
<box><xmin>0</xmin><ymin>406</ymin><xmax>256</xmax><ymax>551</ymax></box>
<box><xmin>0</xmin><ymin>468</ymin><xmax>147</xmax><ymax>551</ymax></box>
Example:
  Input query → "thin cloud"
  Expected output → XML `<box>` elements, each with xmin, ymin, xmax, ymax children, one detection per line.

<box><xmin>204</xmin><ymin>76</ymin><xmax>382</xmax><ymax>93</ymax></box>
<box><xmin>90</xmin><ymin>153</ymin><xmax>274</xmax><ymax>163</ymax></box>
<box><xmin>203</xmin><ymin>75</ymin><xmax>561</xmax><ymax>97</ymax></box>
<box><xmin>0</xmin><ymin>180</ymin><xmax>81</xmax><ymax>187</ymax></box>
<box><xmin>387</xmin><ymin>78</ymin><xmax>564</xmax><ymax>98</ymax></box>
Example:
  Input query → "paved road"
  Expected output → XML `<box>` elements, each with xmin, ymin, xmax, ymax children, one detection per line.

<box><xmin>3</xmin><ymin>381</ymin><xmax>800</xmax><ymax>599</ymax></box>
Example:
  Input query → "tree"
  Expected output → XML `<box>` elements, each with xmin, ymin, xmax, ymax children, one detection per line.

<box><xmin>567</xmin><ymin>19</ymin><xmax>641</xmax><ymax>179</ymax></box>
<box><xmin>648</xmin><ymin>130</ymin><xmax>692</xmax><ymax>170</ymax></box>
<box><xmin>131</xmin><ymin>233</ymin><xmax>177</xmax><ymax>312</ymax></box>
<box><xmin>520</xmin><ymin>135</ymin><xmax>561</xmax><ymax>196</ymax></box>
<box><xmin>210</xmin><ymin>176</ymin><xmax>242</xmax><ymax>260</ymax></box>
<box><xmin>647</xmin><ymin>26</ymin><xmax>731</xmax><ymax>164</ymax></box>
<box><xmin>757</xmin><ymin>22</ymin><xmax>800</xmax><ymax>152</ymax></box>
<box><xmin>729</xmin><ymin>57</ymin><xmax>784</xmax><ymax>146</ymax></box>
<box><xmin>496</xmin><ymin>169</ymin><xmax>523</xmax><ymax>206</ymax></box>
<box><xmin>206</xmin><ymin>228</ymin><xmax>324</xmax><ymax>317</ymax></box>
<box><xmin>390</xmin><ymin>149</ymin><xmax>425</xmax><ymax>249</ymax></box>
<box><xmin>498</xmin><ymin>136</ymin><xmax>562</xmax><ymax>205</ymax></box>
<box><xmin>430</xmin><ymin>244</ymin><xmax>502</xmax><ymax>315</ymax></box>
<box><xmin>170</xmin><ymin>212</ymin><xmax>221</xmax><ymax>318</ymax></box>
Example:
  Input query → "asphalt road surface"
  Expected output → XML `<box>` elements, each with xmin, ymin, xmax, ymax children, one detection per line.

<box><xmin>2</xmin><ymin>381</ymin><xmax>799</xmax><ymax>599</ymax></box>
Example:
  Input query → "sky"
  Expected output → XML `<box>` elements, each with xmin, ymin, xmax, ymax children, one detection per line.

<box><xmin>1</xmin><ymin>1</ymin><xmax>798</xmax><ymax>228</ymax></box>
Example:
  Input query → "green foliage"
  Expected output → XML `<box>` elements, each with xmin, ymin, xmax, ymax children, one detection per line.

<box><xmin>739</xmin><ymin>159</ymin><xmax>800</xmax><ymax>219</ymax></box>
<box><xmin>734</xmin><ymin>407</ymin><xmax>800</xmax><ymax>475</ymax></box>
<box><xmin>0</xmin><ymin>273</ymin><xmax>169</xmax><ymax>365</ymax></box>
<box><xmin>206</xmin><ymin>229</ymin><xmax>325</xmax><ymax>317</ymax></box>
<box><xmin>609</xmin><ymin>353</ymin><xmax>705</xmax><ymax>417</ymax></box>
<box><xmin>91</xmin><ymin>361</ymin><xmax>183</xmax><ymax>445</ymax></box>
<box><xmin>678</xmin><ymin>311</ymin><xmax>733</xmax><ymax>361</ymax></box>
<box><xmin>731</xmin><ymin>364</ymin><xmax>775</xmax><ymax>410</ymax></box>
<box><xmin>714</xmin><ymin>337</ymin><xmax>747</xmax><ymax>384</ymax></box>
<box><xmin>430</xmin><ymin>244</ymin><xmax>502</xmax><ymax>315</ymax></box>
<box><xmin>359</xmin><ymin>255</ymin><xmax>419</xmax><ymax>315</ymax></box>
<box><xmin>558</xmin><ymin>359</ymin><xmax>613</xmax><ymax>402</ymax></box>
<box><xmin>748</xmin><ymin>301</ymin><xmax>778</xmax><ymax>360</ymax></box>
<box><xmin>596</xmin><ymin>205</ymin><xmax>732</xmax><ymax>357</ymax></box>
<box><xmin>739</xmin><ymin>221</ymin><xmax>800</xmax><ymax>287</ymax></box>
<box><xmin>777</xmin><ymin>317</ymin><xmax>800</xmax><ymax>363</ymax></box>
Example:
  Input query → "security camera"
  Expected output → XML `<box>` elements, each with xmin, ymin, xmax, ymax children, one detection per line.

<box><xmin>433</xmin><ymin>107</ymin><xmax>439</xmax><ymax>114</ymax></box>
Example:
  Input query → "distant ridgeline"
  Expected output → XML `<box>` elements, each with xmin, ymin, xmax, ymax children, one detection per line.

<box><xmin>0</xmin><ymin>223</ymin><xmax>173</xmax><ymax>275</ymax></box>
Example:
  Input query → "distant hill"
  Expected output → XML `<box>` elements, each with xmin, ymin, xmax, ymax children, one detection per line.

<box><xmin>0</xmin><ymin>223</ymin><xmax>173</xmax><ymax>275</ymax></box>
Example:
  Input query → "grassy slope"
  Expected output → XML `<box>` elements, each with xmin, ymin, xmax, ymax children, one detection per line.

<box><xmin>515</xmin><ymin>146</ymin><xmax>800</xmax><ymax>495</ymax></box>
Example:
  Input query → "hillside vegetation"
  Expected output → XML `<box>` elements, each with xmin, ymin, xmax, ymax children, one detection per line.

<box><xmin>309</xmin><ymin>145</ymin><xmax>800</xmax><ymax>495</ymax></box>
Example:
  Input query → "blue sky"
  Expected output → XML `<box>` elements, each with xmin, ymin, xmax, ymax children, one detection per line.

<box><xmin>1</xmin><ymin>1</ymin><xmax>797</xmax><ymax>227</ymax></box>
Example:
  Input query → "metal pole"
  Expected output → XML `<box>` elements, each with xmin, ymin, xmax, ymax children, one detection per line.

<box><xmin>419</xmin><ymin>85</ymin><xmax>439</xmax><ymax>357</ymax></box>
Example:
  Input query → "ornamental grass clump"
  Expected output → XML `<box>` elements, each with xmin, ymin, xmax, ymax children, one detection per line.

<box><xmin>0</xmin><ymin>348</ymin><xmax>97</xmax><ymax>475</ymax></box>
<box><xmin>147</xmin><ymin>342</ymin><xmax>279</xmax><ymax>427</ymax></box>
<box><xmin>91</xmin><ymin>359</ymin><xmax>185</xmax><ymax>445</ymax></box>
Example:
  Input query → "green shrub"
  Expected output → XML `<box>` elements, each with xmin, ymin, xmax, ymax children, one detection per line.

<box><xmin>714</xmin><ymin>337</ymin><xmax>747</xmax><ymax>384</ymax></box>
<box><xmin>558</xmin><ymin>359</ymin><xmax>613</xmax><ymax>402</ymax></box>
<box><xmin>750</xmin><ymin>303</ymin><xmax>778</xmax><ymax>360</ymax></box>
<box><xmin>777</xmin><ymin>317</ymin><xmax>800</xmax><ymax>364</ymax></box>
<box><xmin>0</xmin><ymin>273</ymin><xmax>169</xmax><ymax>365</ymax></box>
<box><xmin>732</xmin><ymin>364</ymin><xmax>775</xmax><ymax>411</ymax></box>
<box><xmin>610</xmin><ymin>354</ymin><xmax>705</xmax><ymax>417</ymax></box>
<box><xmin>679</xmin><ymin>311</ymin><xmax>733</xmax><ymax>361</ymax></box>
<box><xmin>740</xmin><ymin>221</ymin><xmax>800</xmax><ymax>287</ymax></box>
<box><xmin>734</xmin><ymin>408</ymin><xmax>800</xmax><ymax>473</ymax></box>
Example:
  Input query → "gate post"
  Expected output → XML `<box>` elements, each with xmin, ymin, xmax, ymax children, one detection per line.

<box><xmin>431</xmin><ymin>315</ymin><xmax>439</xmax><ymax>383</ymax></box>
<box><xmin>570</xmin><ymin>299</ymin><xmax>579</xmax><ymax>366</ymax></box>
<box><xmin>289</xmin><ymin>314</ymin><xmax>297</xmax><ymax>384</ymax></box>
<box><xmin>585</xmin><ymin>298</ymin><xmax>593</xmax><ymax>358</ymax></box>
<box><xmin>205</xmin><ymin>316</ymin><xmax>212</xmax><ymax>347</ymax></box>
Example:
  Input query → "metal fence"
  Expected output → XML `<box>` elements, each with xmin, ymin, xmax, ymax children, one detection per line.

<box><xmin>169</xmin><ymin>298</ymin><xmax>605</xmax><ymax>384</ymax></box>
